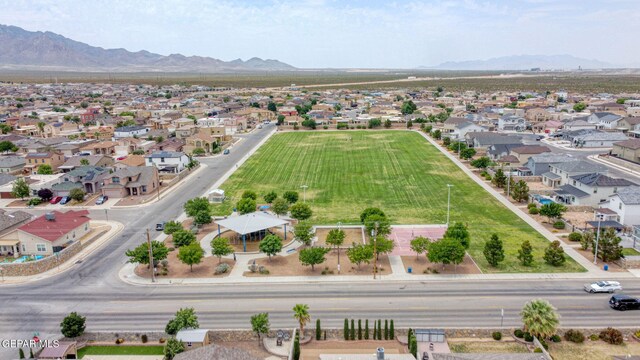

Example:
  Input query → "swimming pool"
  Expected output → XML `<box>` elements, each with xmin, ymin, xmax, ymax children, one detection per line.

<box><xmin>533</xmin><ymin>194</ymin><xmax>554</xmax><ymax>205</ymax></box>
<box><xmin>12</xmin><ymin>255</ymin><xmax>44</xmax><ymax>263</ymax></box>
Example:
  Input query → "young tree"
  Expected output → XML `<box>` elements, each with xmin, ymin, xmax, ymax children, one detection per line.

<box><xmin>326</xmin><ymin>228</ymin><xmax>345</xmax><ymax>264</ymax></box>
<box><xmin>11</xmin><ymin>178</ymin><xmax>30</xmax><ymax>200</ymax></box>
<box><xmin>384</xmin><ymin>319</ymin><xmax>389</xmax><ymax>340</ymax></box>
<box><xmin>470</xmin><ymin>156</ymin><xmax>492</xmax><ymax>169</ymax></box>
<box><xmin>290</xmin><ymin>202</ymin><xmax>313</xmax><ymax>220</ymax></box>
<box><xmin>210</xmin><ymin>237</ymin><xmax>234</xmax><ymax>263</ymax></box>
<box><xmin>69</xmin><ymin>188</ymin><xmax>86</xmax><ymax>202</ymax></box>
<box><xmin>292</xmin><ymin>304</ymin><xmax>310</xmax><ymax>337</ymax></box>
<box><xmin>299</xmin><ymin>247</ymin><xmax>330</xmax><ymax>271</ymax></box>
<box><xmin>360</xmin><ymin>207</ymin><xmax>386</xmax><ymax>223</ymax></box>
<box><xmin>294</xmin><ymin>222</ymin><xmax>314</xmax><ymax>246</ymax></box>
<box><xmin>483</xmin><ymin>234</ymin><xmax>505</xmax><ymax>267</ymax></box>
<box><xmin>184</xmin><ymin>197</ymin><xmax>210</xmax><ymax>217</ymax></box>
<box><xmin>263</xmin><ymin>191</ymin><xmax>278</xmax><ymax>204</ymax></box>
<box><xmin>344</xmin><ymin>318</ymin><xmax>349</xmax><ymax>340</ymax></box>
<box><xmin>0</xmin><ymin>140</ymin><xmax>18</xmax><ymax>153</ymax></box>
<box><xmin>37</xmin><ymin>188</ymin><xmax>53</xmax><ymax>201</ymax></box>
<box><xmin>165</xmin><ymin>307</ymin><xmax>199</xmax><ymax>335</ymax></box>
<box><xmin>443</xmin><ymin>222</ymin><xmax>471</xmax><ymax>249</ymax></box>
<box><xmin>539</xmin><ymin>203</ymin><xmax>566</xmax><ymax>223</ymax></box>
<box><xmin>251</xmin><ymin>312</ymin><xmax>270</xmax><ymax>345</ymax></box>
<box><xmin>163</xmin><ymin>220</ymin><xmax>183</xmax><ymax>235</ymax></box>
<box><xmin>236</xmin><ymin>197</ymin><xmax>257</xmax><ymax>214</ymax></box>
<box><xmin>581</xmin><ymin>231</ymin><xmax>594</xmax><ymax>251</ymax></box>
<box><xmin>18</xmin><ymin>348</ymin><xmax>25</xmax><ymax>359</ymax></box>
<box><xmin>271</xmin><ymin>198</ymin><xmax>289</xmax><ymax>217</ymax></box>
<box><xmin>259</xmin><ymin>234</ymin><xmax>283</xmax><ymax>261</ymax></box>
<box><xmin>371</xmin><ymin>235</ymin><xmax>395</xmax><ymax>260</ymax></box>
<box><xmin>193</xmin><ymin>211</ymin><xmax>212</xmax><ymax>226</ymax></box>
<box><xmin>358</xmin><ymin>319</ymin><xmax>362</xmax><ymax>340</ymax></box>
<box><xmin>293</xmin><ymin>333</ymin><xmax>301</xmax><ymax>360</ymax></box>
<box><xmin>347</xmin><ymin>243</ymin><xmax>374</xmax><ymax>268</ymax></box>
<box><xmin>390</xmin><ymin>319</ymin><xmax>395</xmax><ymax>339</ymax></box>
<box><xmin>163</xmin><ymin>337</ymin><xmax>184</xmax><ymax>360</ymax></box>
<box><xmin>177</xmin><ymin>243</ymin><xmax>204</xmax><ymax>272</ymax></box>
<box><xmin>517</xmin><ymin>240</ymin><xmax>534</xmax><ymax>266</ymax></box>
<box><xmin>521</xmin><ymin>299</ymin><xmax>559</xmax><ymax>339</ymax></box>
<box><xmin>460</xmin><ymin>148</ymin><xmax>476</xmax><ymax>160</ymax></box>
<box><xmin>172</xmin><ymin>230</ymin><xmax>196</xmax><ymax>247</ymax></box>
<box><xmin>432</xmin><ymin>129</ymin><xmax>442</xmax><ymax>139</ymax></box>
<box><xmin>410</xmin><ymin>236</ymin><xmax>430</xmax><ymax>259</ymax></box>
<box><xmin>384</xmin><ymin>119</ymin><xmax>392</xmax><ymax>128</ymax></box>
<box><xmin>427</xmin><ymin>238</ymin><xmax>466</xmax><ymax>270</ymax></box>
<box><xmin>511</xmin><ymin>180</ymin><xmax>530</xmax><ymax>203</ymax></box>
<box><xmin>593</xmin><ymin>228</ymin><xmax>623</xmax><ymax>262</ymax></box>
<box><xmin>492</xmin><ymin>168</ymin><xmax>507</xmax><ymax>188</ymax></box>
<box><xmin>283</xmin><ymin>190</ymin><xmax>299</xmax><ymax>204</ymax></box>
<box><xmin>364</xmin><ymin>214</ymin><xmax>391</xmax><ymax>237</ymax></box>
<box><xmin>37</xmin><ymin>164</ymin><xmax>53</xmax><ymax>175</ymax></box>
<box><xmin>401</xmin><ymin>100</ymin><xmax>417</xmax><ymax>115</ymax></box>
<box><xmin>544</xmin><ymin>240</ymin><xmax>566</xmax><ymax>266</ymax></box>
<box><xmin>315</xmin><ymin>319</ymin><xmax>321</xmax><ymax>341</ymax></box>
<box><xmin>60</xmin><ymin>312</ymin><xmax>86</xmax><ymax>338</ymax></box>
<box><xmin>350</xmin><ymin>319</ymin><xmax>355</xmax><ymax>340</ymax></box>
<box><xmin>125</xmin><ymin>241</ymin><xmax>169</xmax><ymax>267</ymax></box>
<box><xmin>364</xmin><ymin>319</ymin><xmax>369</xmax><ymax>340</ymax></box>
<box><xmin>241</xmin><ymin>190</ymin><xmax>258</xmax><ymax>200</ymax></box>
<box><xmin>573</xmin><ymin>102</ymin><xmax>587</xmax><ymax>112</ymax></box>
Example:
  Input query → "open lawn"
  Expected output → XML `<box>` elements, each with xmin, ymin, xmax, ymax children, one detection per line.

<box><xmin>78</xmin><ymin>345</ymin><xmax>164</xmax><ymax>358</ymax></box>
<box><xmin>212</xmin><ymin>130</ymin><xmax>582</xmax><ymax>273</ymax></box>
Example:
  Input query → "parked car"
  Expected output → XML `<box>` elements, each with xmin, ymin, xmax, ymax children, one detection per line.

<box><xmin>95</xmin><ymin>195</ymin><xmax>109</xmax><ymax>205</ymax></box>
<box><xmin>155</xmin><ymin>222</ymin><xmax>166</xmax><ymax>231</ymax></box>
<box><xmin>223</xmin><ymin>149</ymin><xmax>230</xmax><ymax>155</ymax></box>
<box><xmin>584</xmin><ymin>281</ymin><xmax>622</xmax><ymax>293</ymax></box>
<box><xmin>609</xmin><ymin>294</ymin><xmax>640</xmax><ymax>311</ymax></box>
<box><xmin>258</xmin><ymin>124</ymin><xmax>263</xmax><ymax>129</ymax></box>
<box><xmin>50</xmin><ymin>196</ymin><xmax>62</xmax><ymax>204</ymax></box>
<box><xmin>59</xmin><ymin>196</ymin><xmax>71</xmax><ymax>205</ymax></box>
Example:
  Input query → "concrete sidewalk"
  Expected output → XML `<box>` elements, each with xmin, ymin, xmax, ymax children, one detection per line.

<box><xmin>588</xmin><ymin>154</ymin><xmax>640</xmax><ymax>179</ymax></box>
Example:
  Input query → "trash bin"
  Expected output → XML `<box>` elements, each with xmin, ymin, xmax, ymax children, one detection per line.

<box><xmin>408</xmin><ymin>267</ymin><xmax>412</xmax><ymax>273</ymax></box>
<box><xmin>604</xmin><ymin>264</ymin><xmax>609</xmax><ymax>271</ymax></box>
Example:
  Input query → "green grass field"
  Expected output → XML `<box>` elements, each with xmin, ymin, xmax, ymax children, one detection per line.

<box><xmin>78</xmin><ymin>345</ymin><xmax>164</xmax><ymax>358</ymax></box>
<box><xmin>212</xmin><ymin>130</ymin><xmax>582</xmax><ymax>273</ymax></box>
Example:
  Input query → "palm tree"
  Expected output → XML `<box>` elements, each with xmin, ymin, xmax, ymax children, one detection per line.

<box><xmin>521</xmin><ymin>299</ymin><xmax>560</xmax><ymax>339</ymax></box>
<box><xmin>292</xmin><ymin>304</ymin><xmax>311</xmax><ymax>338</ymax></box>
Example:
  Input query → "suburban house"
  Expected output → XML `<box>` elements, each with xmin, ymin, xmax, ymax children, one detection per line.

<box><xmin>24</xmin><ymin>151</ymin><xmax>65</xmax><ymax>174</ymax></box>
<box><xmin>443</xmin><ymin>118</ymin><xmax>487</xmax><ymax>140</ymax></box>
<box><xmin>603</xmin><ymin>186</ymin><xmax>640</xmax><ymax>226</ymax></box>
<box><xmin>465</xmin><ymin>132</ymin><xmax>523</xmax><ymax>149</ymax></box>
<box><xmin>183</xmin><ymin>132</ymin><xmax>220</xmax><ymax>154</ymax></box>
<box><xmin>12</xmin><ymin>210</ymin><xmax>91</xmax><ymax>256</ymax></box>
<box><xmin>0</xmin><ymin>210</ymin><xmax>33</xmax><ymax>256</ymax></box>
<box><xmin>113</xmin><ymin>125</ymin><xmax>150</xmax><ymax>139</ymax></box>
<box><xmin>570</xmin><ymin>131</ymin><xmax>628</xmax><ymax>148</ymax></box>
<box><xmin>553</xmin><ymin>173</ymin><xmax>635</xmax><ymax>206</ymax></box>
<box><xmin>145</xmin><ymin>151</ymin><xmax>189</xmax><ymax>173</ymax></box>
<box><xmin>0</xmin><ymin>156</ymin><xmax>26</xmax><ymax>174</ymax></box>
<box><xmin>59</xmin><ymin>155</ymin><xmax>114</xmax><ymax>173</ymax></box>
<box><xmin>587</xmin><ymin>112</ymin><xmax>623</xmax><ymax>129</ymax></box>
<box><xmin>101</xmin><ymin>166</ymin><xmax>158</xmax><ymax>198</ymax></box>
<box><xmin>617</xmin><ymin>117</ymin><xmax>640</xmax><ymax>136</ymax></box>
<box><xmin>176</xmin><ymin>329</ymin><xmax>211</xmax><ymax>349</ymax></box>
<box><xmin>52</xmin><ymin>166</ymin><xmax>109</xmax><ymax>196</ymax></box>
<box><xmin>80</xmin><ymin>141</ymin><xmax>117</xmax><ymax>155</ymax></box>
<box><xmin>498</xmin><ymin>115</ymin><xmax>527</xmax><ymax>132</ymax></box>
<box><xmin>611</xmin><ymin>138</ymin><xmax>640</xmax><ymax>164</ymax></box>
<box><xmin>149</xmin><ymin>138</ymin><xmax>185</xmax><ymax>153</ymax></box>
<box><xmin>563</xmin><ymin>119</ymin><xmax>596</xmax><ymax>131</ymax></box>
<box><xmin>542</xmin><ymin>160</ymin><xmax>607</xmax><ymax>188</ymax></box>
<box><xmin>486</xmin><ymin>143</ymin><xmax>524</xmax><ymax>161</ymax></box>
<box><xmin>509</xmin><ymin>145</ymin><xmax>551</xmax><ymax>164</ymax></box>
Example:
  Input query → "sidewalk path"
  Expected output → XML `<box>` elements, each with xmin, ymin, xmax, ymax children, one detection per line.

<box><xmin>588</xmin><ymin>154</ymin><xmax>640</xmax><ymax>179</ymax></box>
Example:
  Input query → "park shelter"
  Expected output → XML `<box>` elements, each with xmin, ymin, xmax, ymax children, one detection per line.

<box><xmin>216</xmin><ymin>212</ymin><xmax>289</xmax><ymax>252</ymax></box>
<box><xmin>208</xmin><ymin>189</ymin><xmax>225</xmax><ymax>203</ymax></box>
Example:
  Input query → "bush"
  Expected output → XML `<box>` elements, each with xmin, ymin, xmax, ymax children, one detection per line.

<box><xmin>159</xmin><ymin>338</ymin><xmax>166</xmax><ymax>344</ymax></box>
<box><xmin>539</xmin><ymin>339</ymin><xmax>548</xmax><ymax>350</ymax></box>
<box><xmin>550</xmin><ymin>334</ymin><xmax>561</xmax><ymax>343</ymax></box>
<box><xmin>564</xmin><ymin>329</ymin><xmax>585</xmax><ymax>343</ymax></box>
<box><xmin>514</xmin><ymin>329</ymin><xmax>524</xmax><ymax>338</ymax></box>
<box><xmin>115</xmin><ymin>338</ymin><xmax>124</xmax><ymax>344</ymax></box>
<box><xmin>529</xmin><ymin>207</ymin><xmax>539</xmax><ymax>214</ymax></box>
<box><xmin>635</xmin><ymin>330</ymin><xmax>640</xmax><ymax>338</ymax></box>
<box><xmin>27</xmin><ymin>198</ymin><xmax>41</xmax><ymax>206</ymax></box>
<box><xmin>214</xmin><ymin>263</ymin><xmax>230</xmax><ymax>275</ymax></box>
<box><xmin>524</xmin><ymin>332</ymin><xmax>533</xmax><ymax>342</ymax></box>
<box><xmin>141</xmin><ymin>334</ymin><xmax>148</xmax><ymax>343</ymax></box>
<box><xmin>492</xmin><ymin>331</ymin><xmax>502</xmax><ymax>341</ymax></box>
<box><xmin>568</xmin><ymin>232</ymin><xmax>582</xmax><ymax>242</ymax></box>
<box><xmin>553</xmin><ymin>221</ymin><xmax>565</xmax><ymax>229</ymax></box>
<box><xmin>589</xmin><ymin>334</ymin><xmax>599</xmax><ymax>341</ymax></box>
<box><xmin>533</xmin><ymin>348</ymin><xmax>542</xmax><ymax>353</ymax></box>
<box><xmin>323</xmin><ymin>125</ymin><xmax>328</xmax><ymax>129</ymax></box>
<box><xmin>60</xmin><ymin>312</ymin><xmax>86</xmax><ymax>338</ymax></box>
<box><xmin>527</xmin><ymin>203</ymin><xmax>537</xmax><ymax>209</ymax></box>
<box><xmin>600</xmin><ymin>327</ymin><xmax>623</xmax><ymax>345</ymax></box>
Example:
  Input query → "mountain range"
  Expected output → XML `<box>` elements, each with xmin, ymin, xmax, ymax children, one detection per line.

<box><xmin>0</xmin><ymin>24</ymin><xmax>295</xmax><ymax>72</ymax></box>
<box><xmin>425</xmin><ymin>54</ymin><xmax>615</xmax><ymax>70</ymax></box>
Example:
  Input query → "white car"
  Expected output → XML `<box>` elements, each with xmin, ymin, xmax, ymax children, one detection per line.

<box><xmin>584</xmin><ymin>281</ymin><xmax>622</xmax><ymax>293</ymax></box>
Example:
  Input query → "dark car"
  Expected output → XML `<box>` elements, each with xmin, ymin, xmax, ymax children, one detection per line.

<box><xmin>609</xmin><ymin>294</ymin><xmax>640</xmax><ymax>311</ymax></box>
<box><xmin>155</xmin><ymin>222</ymin><xmax>166</xmax><ymax>231</ymax></box>
<box><xmin>59</xmin><ymin>196</ymin><xmax>71</xmax><ymax>205</ymax></box>
<box><xmin>223</xmin><ymin>149</ymin><xmax>230</xmax><ymax>155</ymax></box>
<box><xmin>95</xmin><ymin>195</ymin><xmax>109</xmax><ymax>205</ymax></box>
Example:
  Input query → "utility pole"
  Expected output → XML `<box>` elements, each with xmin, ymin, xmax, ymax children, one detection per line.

<box><xmin>446</xmin><ymin>184</ymin><xmax>454</xmax><ymax>226</ymax></box>
<box><xmin>104</xmin><ymin>209</ymin><xmax>109</xmax><ymax>222</ymax></box>
<box><xmin>506</xmin><ymin>167</ymin><xmax>511</xmax><ymax>199</ymax></box>
<box><xmin>156</xmin><ymin>169</ymin><xmax>161</xmax><ymax>201</ymax></box>
<box><xmin>147</xmin><ymin>229</ymin><xmax>155</xmax><ymax>283</ymax></box>
<box><xmin>594</xmin><ymin>216</ymin><xmax>602</xmax><ymax>265</ymax></box>
<box><xmin>372</xmin><ymin>221</ymin><xmax>378</xmax><ymax>280</ymax></box>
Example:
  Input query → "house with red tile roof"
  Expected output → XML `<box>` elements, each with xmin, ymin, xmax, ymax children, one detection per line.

<box><xmin>15</xmin><ymin>210</ymin><xmax>91</xmax><ymax>256</ymax></box>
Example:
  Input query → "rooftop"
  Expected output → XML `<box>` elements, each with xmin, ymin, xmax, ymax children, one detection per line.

<box><xmin>18</xmin><ymin>210</ymin><xmax>90</xmax><ymax>242</ymax></box>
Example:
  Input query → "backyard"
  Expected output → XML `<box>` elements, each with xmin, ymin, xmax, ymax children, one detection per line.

<box><xmin>211</xmin><ymin>130</ymin><xmax>583</xmax><ymax>273</ymax></box>
<box><xmin>78</xmin><ymin>345</ymin><xmax>164</xmax><ymax>358</ymax></box>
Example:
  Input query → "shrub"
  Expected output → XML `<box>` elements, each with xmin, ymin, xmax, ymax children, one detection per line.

<box><xmin>323</xmin><ymin>125</ymin><xmax>328</xmax><ymax>129</ymax></box>
<box><xmin>514</xmin><ymin>329</ymin><xmax>524</xmax><ymax>338</ymax></box>
<box><xmin>60</xmin><ymin>312</ymin><xmax>86</xmax><ymax>338</ymax></box>
<box><xmin>115</xmin><ymin>338</ymin><xmax>124</xmax><ymax>344</ymax></box>
<box><xmin>159</xmin><ymin>338</ymin><xmax>166</xmax><ymax>344</ymax></box>
<box><xmin>492</xmin><ymin>331</ymin><xmax>502</xmax><ymax>341</ymax></box>
<box><xmin>529</xmin><ymin>207</ymin><xmax>539</xmax><ymax>215</ymax></box>
<box><xmin>214</xmin><ymin>263</ymin><xmax>230</xmax><ymax>275</ymax></box>
<box><xmin>600</xmin><ymin>327</ymin><xmax>623</xmax><ymax>345</ymax></box>
<box><xmin>527</xmin><ymin>203</ymin><xmax>537</xmax><ymax>209</ymax></box>
<box><xmin>564</xmin><ymin>329</ymin><xmax>585</xmax><ymax>343</ymax></box>
<box><xmin>550</xmin><ymin>334</ymin><xmax>561</xmax><ymax>343</ymax></box>
<box><xmin>524</xmin><ymin>332</ymin><xmax>533</xmax><ymax>342</ymax></box>
<box><xmin>553</xmin><ymin>221</ymin><xmax>565</xmax><ymax>229</ymax></box>
<box><xmin>539</xmin><ymin>339</ymin><xmax>548</xmax><ymax>350</ymax></box>
<box><xmin>635</xmin><ymin>329</ymin><xmax>640</xmax><ymax>338</ymax></box>
<box><xmin>27</xmin><ymin>198</ymin><xmax>41</xmax><ymax>206</ymax></box>
<box><xmin>141</xmin><ymin>334</ymin><xmax>148</xmax><ymax>343</ymax></box>
<box><xmin>568</xmin><ymin>232</ymin><xmax>582</xmax><ymax>242</ymax></box>
<box><xmin>259</xmin><ymin>267</ymin><xmax>270</xmax><ymax>275</ymax></box>
<box><xmin>534</xmin><ymin>348</ymin><xmax>542</xmax><ymax>353</ymax></box>
<box><xmin>589</xmin><ymin>334</ymin><xmax>599</xmax><ymax>341</ymax></box>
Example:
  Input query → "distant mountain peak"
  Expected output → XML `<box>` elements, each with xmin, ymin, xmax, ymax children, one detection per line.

<box><xmin>424</xmin><ymin>54</ymin><xmax>615</xmax><ymax>70</ymax></box>
<box><xmin>0</xmin><ymin>24</ymin><xmax>296</xmax><ymax>72</ymax></box>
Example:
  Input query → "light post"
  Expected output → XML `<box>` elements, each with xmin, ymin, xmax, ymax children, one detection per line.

<box><xmin>372</xmin><ymin>221</ymin><xmax>379</xmax><ymax>280</ymax></box>
<box><xmin>337</xmin><ymin>221</ymin><xmax>342</xmax><ymax>274</ymax></box>
<box><xmin>506</xmin><ymin>166</ymin><xmax>511</xmax><ymax>199</ymax></box>
<box><xmin>147</xmin><ymin>229</ymin><xmax>155</xmax><ymax>283</ymax></box>
<box><xmin>594</xmin><ymin>215</ymin><xmax>602</xmax><ymax>265</ymax></box>
<box><xmin>446</xmin><ymin>184</ymin><xmax>454</xmax><ymax>226</ymax></box>
<box><xmin>500</xmin><ymin>308</ymin><xmax>504</xmax><ymax>328</ymax></box>
<box><xmin>104</xmin><ymin>208</ymin><xmax>109</xmax><ymax>222</ymax></box>
<box><xmin>300</xmin><ymin>185</ymin><xmax>308</xmax><ymax>203</ymax></box>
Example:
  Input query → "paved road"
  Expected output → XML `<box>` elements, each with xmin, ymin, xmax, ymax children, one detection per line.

<box><xmin>1</xmin><ymin>127</ymin><xmax>639</xmax><ymax>358</ymax></box>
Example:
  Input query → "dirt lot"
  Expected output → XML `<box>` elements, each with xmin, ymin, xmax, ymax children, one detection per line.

<box><xmin>548</xmin><ymin>340</ymin><xmax>640</xmax><ymax>360</ymax></box>
<box><xmin>245</xmin><ymin>250</ymin><xmax>391</xmax><ymax>277</ymax></box>
<box><xmin>302</xmin><ymin>340</ymin><xmax>407</xmax><ymax>360</ymax></box>
<box><xmin>448</xmin><ymin>339</ymin><xmax>529</xmax><ymax>353</ymax></box>
<box><xmin>315</xmin><ymin>227</ymin><xmax>364</xmax><ymax>247</ymax></box>
<box><xmin>401</xmin><ymin>255</ymin><xmax>482</xmax><ymax>275</ymax></box>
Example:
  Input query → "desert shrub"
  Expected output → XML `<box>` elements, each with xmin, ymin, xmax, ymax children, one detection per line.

<box><xmin>514</xmin><ymin>329</ymin><xmax>524</xmax><ymax>338</ymax></box>
<box><xmin>635</xmin><ymin>330</ymin><xmax>640</xmax><ymax>338</ymax></box>
<box><xmin>115</xmin><ymin>338</ymin><xmax>124</xmax><ymax>344</ymax></box>
<box><xmin>141</xmin><ymin>334</ymin><xmax>148</xmax><ymax>343</ymax></box>
<box><xmin>527</xmin><ymin>203</ymin><xmax>537</xmax><ymax>209</ymax></box>
<box><xmin>492</xmin><ymin>331</ymin><xmax>502</xmax><ymax>341</ymax></box>
<box><xmin>550</xmin><ymin>334</ymin><xmax>561</xmax><ymax>343</ymax></box>
<box><xmin>529</xmin><ymin>207</ymin><xmax>539</xmax><ymax>214</ymax></box>
<box><xmin>534</xmin><ymin>348</ymin><xmax>542</xmax><ymax>353</ymax></box>
<box><xmin>553</xmin><ymin>221</ymin><xmax>565</xmax><ymax>229</ymax></box>
<box><xmin>539</xmin><ymin>339</ymin><xmax>548</xmax><ymax>350</ymax></box>
<box><xmin>589</xmin><ymin>334</ymin><xmax>599</xmax><ymax>341</ymax></box>
<box><xmin>600</xmin><ymin>327</ymin><xmax>623</xmax><ymax>345</ymax></box>
<box><xmin>524</xmin><ymin>332</ymin><xmax>533</xmax><ymax>342</ymax></box>
<box><xmin>159</xmin><ymin>338</ymin><xmax>166</xmax><ymax>344</ymax></box>
<box><xmin>214</xmin><ymin>263</ymin><xmax>230</xmax><ymax>275</ymax></box>
<box><xmin>564</xmin><ymin>329</ymin><xmax>585</xmax><ymax>343</ymax></box>
<box><xmin>323</xmin><ymin>125</ymin><xmax>328</xmax><ymax>129</ymax></box>
<box><xmin>27</xmin><ymin>198</ymin><xmax>42</xmax><ymax>206</ymax></box>
<box><xmin>259</xmin><ymin>267</ymin><xmax>270</xmax><ymax>275</ymax></box>
<box><xmin>568</xmin><ymin>232</ymin><xmax>582</xmax><ymax>242</ymax></box>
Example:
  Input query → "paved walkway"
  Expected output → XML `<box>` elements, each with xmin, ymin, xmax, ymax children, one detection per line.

<box><xmin>588</xmin><ymin>154</ymin><xmax>640</xmax><ymax>178</ymax></box>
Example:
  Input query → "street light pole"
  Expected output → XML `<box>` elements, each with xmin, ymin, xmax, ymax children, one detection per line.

<box><xmin>594</xmin><ymin>216</ymin><xmax>602</xmax><ymax>265</ymax></box>
<box><xmin>446</xmin><ymin>184</ymin><xmax>454</xmax><ymax>226</ymax></box>
<box><xmin>337</xmin><ymin>221</ymin><xmax>342</xmax><ymax>274</ymax></box>
<box><xmin>147</xmin><ymin>229</ymin><xmax>155</xmax><ymax>283</ymax></box>
<box><xmin>300</xmin><ymin>185</ymin><xmax>308</xmax><ymax>203</ymax></box>
<box><xmin>506</xmin><ymin>167</ymin><xmax>511</xmax><ymax>199</ymax></box>
<box><xmin>372</xmin><ymin>221</ymin><xmax>378</xmax><ymax>280</ymax></box>
<box><xmin>104</xmin><ymin>209</ymin><xmax>109</xmax><ymax>223</ymax></box>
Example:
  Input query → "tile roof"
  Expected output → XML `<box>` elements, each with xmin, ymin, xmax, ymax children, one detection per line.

<box><xmin>145</xmin><ymin>151</ymin><xmax>186</xmax><ymax>159</ymax></box>
<box><xmin>556</xmin><ymin>184</ymin><xmax>590</xmax><ymax>198</ymax></box>
<box><xmin>18</xmin><ymin>210</ymin><xmax>90</xmax><ymax>242</ymax></box>
<box><xmin>570</xmin><ymin>173</ymin><xmax>636</xmax><ymax>187</ymax></box>
<box><xmin>174</xmin><ymin>344</ymin><xmax>260</xmax><ymax>360</ymax></box>
<box><xmin>614</xmin><ymin>138</ymin><xmax>640</xmax><ymax>150</ymax></box>
<box><xmin>0</xmin><ymin>156</ymin><xmax>25</xmax><ymax>168</ymax></box>
<box><xmin>615</xmin><ymin>186</ymin><xmax>640</xmax><ymax>205</ymax></box>
<box><xmin>511</xmin><ymin>145</ymin><xmax>550</xmax><ymax>154</ymax></box>
<box><xmin>552</xmin><ymin>160</ymin><xmax>607</xmax><ymax>174</ymax></box>
<box><xmin>0</xmin><ymin>210</ymin><xmax>32</xmax><ymax>233</ymax></box>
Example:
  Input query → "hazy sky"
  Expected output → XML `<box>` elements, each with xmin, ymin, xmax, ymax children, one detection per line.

<box><xmin>1</xmin><ymin>0</ymin><xmax>639</xmax><ymax>68</ymax></box>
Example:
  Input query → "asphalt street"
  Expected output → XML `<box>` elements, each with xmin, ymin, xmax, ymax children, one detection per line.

<box><xmin>0</xmin><ymin>127</ymin><xmax>639</xmax><ymax>358</ymax></box>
